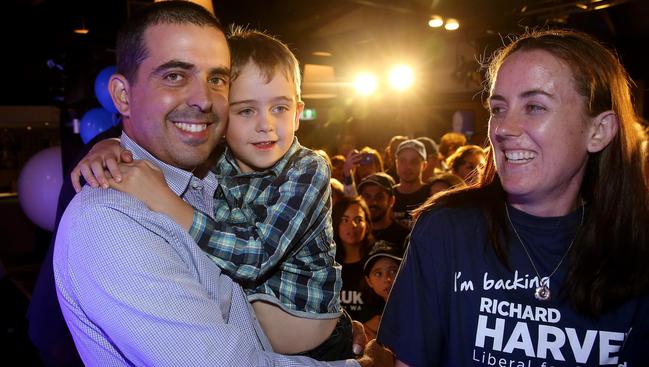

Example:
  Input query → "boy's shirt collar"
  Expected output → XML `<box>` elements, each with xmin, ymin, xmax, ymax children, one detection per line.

<box><xmin>221</xmin><ymin>137</ymin><xmax>301</xmax><ymax>177</ymax></box>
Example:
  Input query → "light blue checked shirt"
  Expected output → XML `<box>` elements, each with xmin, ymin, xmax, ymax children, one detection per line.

<box><xmin>189</xmin><ymin>138</ymin><xmax>342</xmax><ymax>319</ymax></box>
<box><xmin>53</xmin><ymin>132</ymin><xmax>357</xmax><ymax>367</ymax></box>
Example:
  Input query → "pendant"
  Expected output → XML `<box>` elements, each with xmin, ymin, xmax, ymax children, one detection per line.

<box><xmin>534</xmin><ymin>285</ymin><xmax>551</xmax><ymax>301</ymax></box>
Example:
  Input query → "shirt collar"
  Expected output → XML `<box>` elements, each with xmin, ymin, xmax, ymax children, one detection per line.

<box><xmin>121</xmin><ymin>132</ymin><xmax>197</xmax><ymax>197</ymax></box>
<box><xmin>222</xmin><ymin>137</ymin><xmax>301</xmax><ymax>177</ymax></box>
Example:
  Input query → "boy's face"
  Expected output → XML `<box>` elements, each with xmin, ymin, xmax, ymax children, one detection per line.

<box><xmin>226</xmin><ymin>62</ymin><xmax>304</xmax><ymax>173</ymax></box>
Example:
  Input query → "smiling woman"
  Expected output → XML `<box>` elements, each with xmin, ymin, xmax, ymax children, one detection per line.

<box><xmin>377</xmin><ymin>29</ymin><xmax>649</xmax><ymax>367</ymax></box>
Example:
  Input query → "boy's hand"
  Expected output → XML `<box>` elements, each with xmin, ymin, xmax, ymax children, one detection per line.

<box><xmin>71</xmin><ymin>138</ymin><xmax>133</xmax><ymax>192</ymax></box>
<box><xmin>109</xmin><ymin>160</ymin><xmax>194</xmax><ymax>230</ymax></box>
<box><xmin>357</xmin><ymin>339</ymin><xmax>394</xmax><ymax>367</ymax></box>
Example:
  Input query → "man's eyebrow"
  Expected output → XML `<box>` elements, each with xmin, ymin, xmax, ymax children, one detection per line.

<box><xmin>151</xmin><ymin>60</ymin><xmax>194</xmax><ymax>76</ymax></box>
<box><xmin>208</xmin><ymin>66</ymin><xmax>231</xmax><ymax>78</ymax></box>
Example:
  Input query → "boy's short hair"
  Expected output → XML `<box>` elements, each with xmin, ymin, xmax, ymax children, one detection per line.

<box><xmin>228</xmin><ymin>27</ymin><xmax>302</xmax><ymax>100</ymax></box>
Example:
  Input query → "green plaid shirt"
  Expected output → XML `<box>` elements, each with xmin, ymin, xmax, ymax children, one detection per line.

<box><xmin>189</xmin><ymin>138</ymin><xmax>342</xmax><ymax>318</ymax></box>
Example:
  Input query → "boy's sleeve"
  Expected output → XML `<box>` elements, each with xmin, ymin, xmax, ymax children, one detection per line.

<box><xmin>188</xmin><ymin>154</ymin><xmax>332</xmax><ymax>284</ymax></box>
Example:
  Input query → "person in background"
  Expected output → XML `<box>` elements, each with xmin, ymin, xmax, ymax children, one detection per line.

<box><xmin>359</xmin><ymin>241</ymin><xmax>402</xmax><ymax>340</ymax></box>
<box><xmin>446</xmin><ymin>144</ymin><xmax>486</xmax><ymax>185</ymax></box>
<box><xmin>416</xmin><ymin>137</ymin><xmax>445</xmax><ymax>181</ymax></box>
<box><xmin>342</xmin><ymin>147</ymin><xmax>384</xmax><ymax>197</ymax></box>
<box><xmin>438</xmin><ymin>131</ymin><xmax>466</xmax><ymax>161</ymax></box>
<box><xmin>330</xmin><ymin>178</ymin><xmax>345</xmax><ymax>207</ymax></box>
<box><xmin>383</xmin><ymin>135</ymin><xmax>409</xmax><ymax>183</ymax></box>
<box><xmin>391</xmin><ymin>139</ymin><xmax>430</xmax><ymax>228</ymax></box>
<box><xmin>358</xmin><ymin>173</ymin><xmax>409</xmax><ymax>252</ymax></box>
<box><xmin>427</xmin><ymin>172</ymin><xmax>465</xmax><ymax>197</ymax></box>
<box><xmin>333</xmin><ymin>196</ymin><xmax>377</xmax><ymax>323</ymax></box>
<box><xmin>331</xmin><ymin>154</ymin><xmax>347</xmax><ymax>183</ymax></box>
<box><xmin>378</xmin><ymin>29</ymin><xmax>649</xmax><ymax>366</ymax></box>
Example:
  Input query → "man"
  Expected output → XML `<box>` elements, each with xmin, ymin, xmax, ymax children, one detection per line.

<box><xmin>391</xmin><ymin>139</ymin><xmax>430</xmax><ymax>228</ymax></box>
<box><xmin>53</xmin><ymin>2</ymin><xmax>388</xmax><ymax>366</ymax></box>
<box><xmin>416</xmin><ymin>136</ymin><xmax>446</xmax><ymax>181</ymax></box>
<box><xmin>358</xmin><ymin>173</ymin><xmax>409</xmax><ymax>252</ymax></box>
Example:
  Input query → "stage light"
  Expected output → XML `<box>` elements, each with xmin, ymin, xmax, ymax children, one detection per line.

<box><xmin>428</xmin><ymin>15</ymin><xmax>444</xmax><ymax>28</ymax></box>
<box><xmin>354</xmin><ymin>73</ymin><xmax>378</xmax><ymax>96</ymax></box>
<box><xmin>445</xmin><ymin>18</ymin><xmax>460</xmax><ymax>31</ymax></box>
<box><xmin>388</xmin><ymin>65</ymin><xmax>414</xmax><ymax>91</ymax></box>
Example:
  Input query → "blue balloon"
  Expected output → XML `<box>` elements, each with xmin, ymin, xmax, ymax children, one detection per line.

<box><xmin>94</xmin><ymin>65</ymin><xmax>118</xmax><ymax>113</ymax></box>
<box><xmin>80</xmin><ymin>107</ymin><xmax>117</xmax><ymax>144</ymax></box>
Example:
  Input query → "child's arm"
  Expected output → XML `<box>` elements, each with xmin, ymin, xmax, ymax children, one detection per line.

<box><xmin>191</xmin><ymin>153</ymin><xmax>333</xmax><ymax>285</ymax></box>
<box><xmin>108</xmin><ymin>160</ymin><xmax>195</xmax><ymax>230</ymax></box>
<box><xmin>71</xmin><ymin>138</ymin><xmax>133</xmax><ymax>192</ymax></box>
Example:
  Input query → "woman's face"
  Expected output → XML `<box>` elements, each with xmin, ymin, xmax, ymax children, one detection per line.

<box><xmin>488</xmin><ymin>49</ymin><xmax>597</xmax><ymax>215</ymax></box>
<box><xmin>456</xmin><ymin>152</ymin><xmax>485</xmax><ymax>184</ymax></box>
<box><xmin>337</xmin><ymin>203</ymin><xmax>368</xmax><ymax>246</ymax></box>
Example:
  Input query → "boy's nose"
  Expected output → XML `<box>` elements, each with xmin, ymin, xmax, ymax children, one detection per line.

<box><xmin>256</xmin><ymin>112</ymin><xmax>274</xmax><ymax>132</ymax></box>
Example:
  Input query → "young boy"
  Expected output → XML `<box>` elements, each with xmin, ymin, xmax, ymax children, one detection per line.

<box><xmin>73</xmin><ymin>29</ymin><xmax>352</xmax><ymax>360</ymax></box>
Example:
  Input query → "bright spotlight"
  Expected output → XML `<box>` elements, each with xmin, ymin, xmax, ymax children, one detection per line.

<box><xmin>428</xmin><ymin>15</ymin><xmax>443</xmax><ymax>28</ymax></box>
<box><xmin>354</xmin><ymin>73</ymin><xmax>378</xmax><ymax>95</ymax></box>
<box><xmin>388</xmin><ymin>65</ymin><xmax>414</xmax><ymax>91</ymax></box>
<box><xmin>445</xmin><ymin>18</ymin><xmax>460</xmax><ymax>31</ymax></box>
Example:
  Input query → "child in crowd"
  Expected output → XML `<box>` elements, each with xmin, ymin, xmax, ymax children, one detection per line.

<box><xmin>73</xmin><ymin>29</ymin><xmax>352</xmax><ymax>360</ymax></box>
<box><xmin>358</xmin><ymin>241</ymin><xmax>402</xmax><ymax>340</ymax></box>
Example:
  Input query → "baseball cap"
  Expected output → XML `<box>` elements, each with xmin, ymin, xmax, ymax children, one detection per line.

<box><xmin>396</xmin><ymin>139</ymin><xmax>426</xmax><ymax>160</ymax></box>
<box><xmin>416</xmin><ymin>137</ymin><xmax>439</xmax><ymax>157</ymax></box>
<box><xmin>358</xmin><ymin>172</ymin><xmax>396</xmax><ymax>196</ymax></box>
<box><xmin>363</xmin><ymin>240</ymin><xmax>403</xmax><ymax>273</ymax></box>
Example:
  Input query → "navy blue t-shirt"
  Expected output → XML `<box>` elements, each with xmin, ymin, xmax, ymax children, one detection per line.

<box><xmin>378</xmin><ymin>205</ymin><xmax>649</xmax><ymax>366</ymax></box>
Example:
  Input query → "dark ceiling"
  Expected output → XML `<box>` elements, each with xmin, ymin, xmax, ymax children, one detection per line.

<box><xmin>3</xmin><ymin>0</ymin><xmax>649</xmax><ymax>110</ymax></box>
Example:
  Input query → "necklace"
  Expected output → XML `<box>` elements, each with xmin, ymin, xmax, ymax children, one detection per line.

<box><xmin>504</xmin><ymin>203</ymin><xmax>584</xmax><ymax>301</ymax></box>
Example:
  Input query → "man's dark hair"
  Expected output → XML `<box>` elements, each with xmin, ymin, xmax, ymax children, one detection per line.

<box><xmin>116</xmin><ymin>1</ymin><xmax>225</xmax><ymax>83</ymax></box>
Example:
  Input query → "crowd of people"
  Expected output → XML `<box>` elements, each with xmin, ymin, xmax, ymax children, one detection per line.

<box><xmin>24</xmin><ymin>1</ymin><xmax>649</xmax><ymax>366</ymax></box>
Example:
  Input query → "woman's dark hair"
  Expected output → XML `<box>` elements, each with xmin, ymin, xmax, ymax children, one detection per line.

<box><xmin>332</xmin><ymin>196</ymin><xmax>374</xmax><ymax>264</ymax></box>
<box><xmin>116</xmin><ymin>1</ymin><xmax>225</xmax><ymax>84</ymax></box>
<box><xmin>414</xmin><ymin>29</ymin><xmax>649</xmax><ymax>316</ymax></box>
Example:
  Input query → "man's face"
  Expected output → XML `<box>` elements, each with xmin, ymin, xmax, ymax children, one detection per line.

<box><xmin>396</xmin><ymin>149</ymin><xmax>425</xmax><ymax>183</ymax></box>
<box><xmin>226</xmin><ymin>63</ymin><xmax>303</xmax><ymax>173</ymax></box>
<box><xmin>119</xmin><ymin>23</ymin><xmax>230</xmax><ymax>170</ymax></box>
<box><xmin>360</xmin><ymin>184</ymin><xmax>394</xmax><ymax>222</ymax></box>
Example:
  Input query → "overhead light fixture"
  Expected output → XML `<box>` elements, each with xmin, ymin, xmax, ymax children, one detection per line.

<box><xmin>388</xmin><ymin>65</ymin><xmax>414</xmax><ymax>91</ymax></box>
<box><xmin>353</xmin><ymin>73</ymin><xmax>378</xmax><ymax>96</ymax></box>
<box><xmin>444</xmin><ymin>18</ymin><xmax>460</xmax><ymax>31</ymax></box>
<box><xmin>74</xmin><ymin>19</ymin><xmax>89</xmax><ymax>35</ymax></box>
<box><xmin>428</xmin><ymin>15</ymin><xmax>444</xmax><ymax>28</ymax></box>
<box><xmin>312</xmin><ymin>51</ymin><xmax>332</xmax><ymax>57</ymax></box>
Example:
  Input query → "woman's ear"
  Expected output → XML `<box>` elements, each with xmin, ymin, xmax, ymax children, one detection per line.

<box><xmin>109</xmin><ymin>74</ymin><xmax>131</xmax><ymax>117</ymax></box>
<box><xmin>587</xmin><ymin>110</ymin><xmax>619</xmax><ymax>153</ymax></box>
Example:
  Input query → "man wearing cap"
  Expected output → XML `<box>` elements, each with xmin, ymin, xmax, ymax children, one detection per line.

<box><xmin>392</xmin><ymin>139</ymin><xmax>431</xmax><ymax>228</ymax></box>
<box><xmin>416</xmin><ymin>137</ymin><xmax>447</xmax><ymax>182</ymax></box>
<box><xmin>358</xmin><ymin>173</ymin><xmax>409</xmax><ymax>252</ymax></box>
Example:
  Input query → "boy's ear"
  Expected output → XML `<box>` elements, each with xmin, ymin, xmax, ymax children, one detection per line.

<box><xmin>587</xmin><ymin>110</ymin><xmax>619</xmax><ymax>153</ymax></box>
<box><xmin>294</xmin><ymin>101</ymin><xmax>305</xmax><ymax>132</ymax></box>
<box><xmin>109</xmin><ymin>74</ymin><xmax>131</xmax><ymax>117</ymax></box>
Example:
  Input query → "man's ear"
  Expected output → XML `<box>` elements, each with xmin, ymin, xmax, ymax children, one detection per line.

<box><xmin>109</xmin><ymin>74</ymin><xmax>131</xmax><ymax>117</ymax></box>
<box><xmin>294</xmin><ymin>101</ymin><xmax>305</xmax><ymax>132</ymax></box>
<box><xmin>587</xmin><ymin>110</ymin><xmax>619</xmax><ymax>153</ymax></box>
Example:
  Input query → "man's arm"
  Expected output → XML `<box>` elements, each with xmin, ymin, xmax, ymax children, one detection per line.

<box><xmin>190</xmin><ymin>153</ymin><xmax>333</xmax><ymax>283</ymax></box>
<box><xmin>54</xmin><ymin>191</ymin><xmax>358</xmax><ymax>367</ymax></box>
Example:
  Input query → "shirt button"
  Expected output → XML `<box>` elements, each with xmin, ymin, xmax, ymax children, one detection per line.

<box><xmin>191</xmin><ymin>181</ymin><xmax>202</xmax><ymax>190</ymax></box>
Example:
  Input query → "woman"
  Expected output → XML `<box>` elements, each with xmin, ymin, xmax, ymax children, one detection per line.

<box><xmin>332</xmin><ymin>196</ymin><xmax>376</xmax><ymax>322</ymax></box>
<box><xmin>446</xmin><ymin>144</ymin><xmax>486</xmax><ymax>185</ymax></box>
<box><xmin>377</xmin><ymin>29</ymin><xmax>649</xmax><ymax>366</ymax></box>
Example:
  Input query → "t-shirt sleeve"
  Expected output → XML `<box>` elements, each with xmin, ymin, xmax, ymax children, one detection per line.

<box><xmin>377</xmin><ymin>209</ymin><xmax>451</xmax><ymax>366</ymax></box>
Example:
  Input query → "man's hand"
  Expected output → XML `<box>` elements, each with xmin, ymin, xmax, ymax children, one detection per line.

<box><xmin>357</xmin><ymin>339</ymin><xmax>394</xmax><ymax>367</ymax></box>
<box><xmin>71</xmin><ymin>138</ymin><xmax>133</xmax><ymax>192</ymax></box>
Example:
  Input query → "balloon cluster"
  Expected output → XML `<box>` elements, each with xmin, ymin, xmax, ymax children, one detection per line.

<box><xmin>79</xmin><ymin>66</ymin><xmax>121</xmax><ymax>144</ymax></box>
